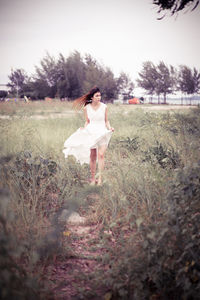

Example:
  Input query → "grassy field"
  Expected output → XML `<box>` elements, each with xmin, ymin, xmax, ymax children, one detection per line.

<box><xmin>0</xmin><ymin>100</ymin><xmax>200</xmax><ymax>299</ymax></box>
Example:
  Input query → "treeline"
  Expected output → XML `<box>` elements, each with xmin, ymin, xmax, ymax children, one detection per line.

<box><xmin>137</xmin><ymin>61</ymin><xmax>200</xmax><ymax>103</ymax></box>
<box><xmin>7</xmin><ymin>51</ymin><xmax>134</xmax><ymax>101</ymax></box>
<box><xmin>7</xmin><ymin>51</ymin><xmax>200</xmax><ymax>101</ymax></box>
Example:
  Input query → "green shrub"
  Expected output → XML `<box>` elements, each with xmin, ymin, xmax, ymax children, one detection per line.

<box><xmin>1</xmin><ymin>102</ymin><xmax>200</xmax><ymax>299</ymax></box>
<box><xmin>143</xmin><ymin>141</ymin><xmax>182</xmax><ymax>169</ymax></box>
<box><xmin>0</xmin><ymin>189</ymin><xmax>46</xmax><ymax>300</ymax></box>
<box><xmin>99</xmin><ymin>163</ymin><xmax>200</xmax><ymax>299</ymax></box>
<box><xmin>175</xmin><ymin>108</ymin><xmax>200</xmax><ymax>137</ymax></box>
<box><xmin>119</xmin><ymin>136</ymin><xmax>140</xmax><ymax>151</ymax></box>
<box><xmin>0</xmin><ymin>151</ymin><xmax>90</xmax><ymax>299</ymax></box>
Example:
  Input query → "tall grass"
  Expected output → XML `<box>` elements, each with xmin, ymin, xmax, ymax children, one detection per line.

<box><xmin>0</xmin><ymin>102</ymin><xmax>200</xmax><ymax>299</ymax></box>
<box><xmin>0</xmin><ymin>99</ymin><xmax>73</xmax><ymax>116</ymax></box>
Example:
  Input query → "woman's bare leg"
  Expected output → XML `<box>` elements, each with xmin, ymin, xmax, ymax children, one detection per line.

<box><xmin>97</xmin><ymin>145</ymin><xmax>107</xmax><ymax>185</ymax></box>
<box><xmin>90</xmin><ymin>149</ymin><xmax>97</xmax><ymax>184</ymax></box>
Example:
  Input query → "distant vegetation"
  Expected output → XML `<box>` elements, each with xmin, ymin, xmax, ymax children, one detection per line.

<box><xmin>137</xmin><ymin>62</ymin><xmax>200</xmax><ymax>103</ymax></box>
<box><xmin>7</xmin><ymin>51</ymin><xmax>200</xmax><ymax>102</ymax></box>
<box><xmin>7</xmin><ymin>51</ymin><xmax>134</xmax><ymax>101</ymax></box>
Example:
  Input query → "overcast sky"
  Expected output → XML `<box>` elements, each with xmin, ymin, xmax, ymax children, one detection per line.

<box><xmin>0</xmin><ymin>0</ymin><xmax>199</xmax><ymax>87</ymax></box>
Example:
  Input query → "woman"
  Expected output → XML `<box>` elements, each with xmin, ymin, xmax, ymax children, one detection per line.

<box><xmin>63</xmin><ymin>87</ymin><xmax>114</xmax><ymax>185</ymax></box>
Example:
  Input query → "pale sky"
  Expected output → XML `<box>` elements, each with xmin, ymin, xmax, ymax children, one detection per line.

<box><xmin>0</xmin><ymin>0</ymin><xmax>200</xmax><ymax>88</ymax></box>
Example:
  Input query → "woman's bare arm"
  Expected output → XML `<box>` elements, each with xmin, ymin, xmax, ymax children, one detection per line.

<box><xmin>105</xmin><ymin>107</ymin><xmax>114</xmax><ymax>131</ymax></box>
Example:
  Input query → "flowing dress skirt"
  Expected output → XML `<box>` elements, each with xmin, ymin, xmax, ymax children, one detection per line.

<box><xmin>63</xmin><ymin>124</ymin><xmax>112</xmax><ymax>164</ymax></box>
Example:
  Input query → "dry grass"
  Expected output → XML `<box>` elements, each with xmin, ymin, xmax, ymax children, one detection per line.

<box><xmin>0</xmin><ymin>101</ymin><xmax>200</xmax><ymax>299</ymax></box>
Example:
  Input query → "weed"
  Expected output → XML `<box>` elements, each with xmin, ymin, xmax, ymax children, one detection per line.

<box><xmin>0</xmin><ymin>102</ymin><xmax>200</xmax><ymax>299</ymax></box>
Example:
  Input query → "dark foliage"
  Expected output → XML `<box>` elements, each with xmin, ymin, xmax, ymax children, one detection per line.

<box><xmin>0</xmin><ymin>90</ymin><xmax>8</xmax><ymax>100</ymax></box>
<box><xmin>100</xmin><ymin>162</ymin><xmax>200</xmax><ymax>299</ymax></box>
<box><xmin>119</xmin><ymin>136</ymin><xmax>140</xmax><ymax>151</ymax></box>
<box><xmin>8</xmin><ymin>51</ymin><xmax>134</xmax><ymax>101</ymax></box>
<box><xmin>10</xmin><ymin>150</ymin><xmax>58</xmax><ymax>196</ymax></box>
<box><xmin>143</xmin><ymin>142</ymin><xmax>182</xmax><ymax>169</ymax></box>
<box><xmin>153</xmin><ymin>0</ymin><xmax>199</xmax><ymax>18</ymax></box>
<box><xmin>0</xmin><ymin>190</ymin><xmax>45</xmax><ymax>300</ymax></box>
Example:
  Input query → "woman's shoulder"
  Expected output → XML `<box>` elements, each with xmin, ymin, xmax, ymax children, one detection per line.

<box><xmin>101</xmin><ymin>102</ymin><xmax>107</xmax><ymax>108</ymax></box>
<box><xmin>85</xmin><ymin>103</ymin><xmax>91</xmax><ymax>110</ymax></box>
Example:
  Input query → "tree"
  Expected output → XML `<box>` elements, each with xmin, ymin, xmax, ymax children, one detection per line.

<box><xmin>117</xmin><ymin>72</ymin><xmax>134</xmax><ymax>100</ymax></box>
<box><xmin>63</xmin><ymin>51</ymin><xmax>86</xmax><ymax>99</ymax></box>
<box><xmin>153</xmin><ymin>0</ymin><xmax>199</xmax><ymax>18</ymax></box>
<box><xmin>137</xmin><ymin>61</ymin><xmax>176</xmax><ymax>103</ymax></box>
<box><xmin>193</xmin><ymin>67</ymin><xmax>200</xmax><ymax>94</ymax></box>
<box><xmin>0</xmin><ymin>90</ymin><xmax>8</xmax><ymax>99</ymax></box>
<box><xmin>8</xmin><ymin>51</ymin><xmax>127</xmax><ymax>101</ymax></box>
<box><xmin>178</xmin><ymin>65</ymin><xmax>200</xmax><ymax>95</ymax></box>
<box><xmin>101</xmin><ymin>67</ymin><xmax>118</xmax><ymax>101</ymax></box>
<box><xmin>56</xmin><ymin>53</ymin><xmax>69</xmax><ymax>98</ymax></box>
<box><xmin>8</xmin><ymin>68</ymin><xmax>29</xmax><ymax>97</ymax></box>
<box><xmin>156</xmin><ymin>62</ymin><xmax>176</xmax><ymax>103</ymax></box>
<box><xmin>83</xmin><ymin>54</ymin><xmax>118</xmax><ymax>101</ymax></box>
<box><xmin>83</xmin><ymin>54</ymin><xmax>102</xmax><ymax>93</ymax></box>
<box><xmin>137</xmin><ymin>61</ymin><xmax>159</xmax><ymax>96</ymax></box>
<box><xmin>26</xmin><ymin>78</ymin><xmax>51</xmax><ymax>100</ymax></box>
<box><xmin>34</xmin><ymin>52</ymin><xmax>59</xmax><ymax>98</ymax></box>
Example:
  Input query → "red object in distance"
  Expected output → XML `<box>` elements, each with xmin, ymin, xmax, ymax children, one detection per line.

<box><xmin>128</xmin><ymin>97</ymin><xmax>140</xmax><ymax>104</ymax></box>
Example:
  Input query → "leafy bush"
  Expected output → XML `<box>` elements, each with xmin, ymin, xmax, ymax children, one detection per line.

<box><xmin>0</xmin><ymin>189</ymin><xmax>45</xmax><ymax>300</ymax></box>
<box><xmin>143</xmin><ymin>141</ymin><xmax>182</xmax><ymax>169</ymax></box>
<box><xmin>119</xmin><ymin>136</ymin><xmax>140</xmax><ymax>151</ymax></box>
<box><xmin>99</xmin><ymin>163</ymin><xmax>200</xmax><ymax>299</ymax></box>
<box><xmin>0</xmin><ymin>90</ymin><xmax>8</xmax><ymax>99</ymax></box>
<box><xmin>1</xmin><ymin>102</ymin><xmax>200</xmax><ymax>299</ymax></box>
<box><xmin>175</xmin><ymin>108</ymin><xmax>200</xmax><ymax>137</ymax></box>
<box><xmin>0</xmin><ymin>151</ymin><xmax>89</xmax><ymax>299</ymax></box>
<box><xmin>2</xmin><ymin>151</ymin><xmax>60</xmax><ymax>221</ymax></box>
<box><xmin>12</xmin><ymin>150</ymin><xmax>57</xmax><ymax>187</ymax></box>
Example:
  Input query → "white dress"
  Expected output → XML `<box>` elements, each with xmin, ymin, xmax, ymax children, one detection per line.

<box><xmin>63</xmin><ymin>102</ymin><xmax>112</xmax><ymax>164</ymax></box>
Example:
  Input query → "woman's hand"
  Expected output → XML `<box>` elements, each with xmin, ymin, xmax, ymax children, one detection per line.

<box><xmin>109</xmin><ymin>127</ymin><xmax>114</xmax><ymax>132</ymax></box>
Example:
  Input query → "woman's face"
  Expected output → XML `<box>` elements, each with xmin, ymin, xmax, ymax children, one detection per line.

<box><xmin>91</xmin><ymin>92</ymin><xmax>101</xmax><ymax>104</ymax></box>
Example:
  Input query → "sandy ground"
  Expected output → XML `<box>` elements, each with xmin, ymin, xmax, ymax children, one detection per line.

<box><xmin>0</xmin><ymin>111</ymin><xmax>77</xmax><ymax>119</ymax></box>
<box><xmin>140</xmin><ymin>105</ymin><xmax>195</xmax><ymax>110</ymax></box>
<box><xmin>0</xmin><ymin>105</ymin><xmax>196</xmax><ymax>120</ymax></box>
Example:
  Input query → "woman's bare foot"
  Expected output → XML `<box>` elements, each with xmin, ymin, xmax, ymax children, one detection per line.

<box><xmin>89</xmin><ymin>176</ymin><xmax>96</xmax><ymax>185</ymax></box>
<box><xmin>97</xmin><ymin>177</ymin><xmax>102</xmax><ymax>186</ymax></box>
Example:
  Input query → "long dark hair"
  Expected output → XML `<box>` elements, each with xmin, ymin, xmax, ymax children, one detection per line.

<box><xmin>73</xmin><ymin>87</ymin><xmax>100</xmax><ymax>109</ymax></box>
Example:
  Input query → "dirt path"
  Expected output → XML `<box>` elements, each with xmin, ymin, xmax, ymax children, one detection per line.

<box><xmin>45</xmin><ymin>215</ymin><xmax>112</xmax><ymax>299</ymax></box>
<box><xmin>0</xmin><ymin>111</ymin><xmax>78</xmax><ymax>120</ymax></box>
<box><xmin>0</xmin><ymin>105</ymin><xmax>196</xmax><ymax>120</ymax></box>
<box><xmin>140</xmin><ymin>105</ymin><xmax>196</xmax><ymax>111</ymax></box>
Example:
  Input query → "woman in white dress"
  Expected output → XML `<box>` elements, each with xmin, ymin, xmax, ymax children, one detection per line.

<box><xmin>63</xmin><ymin>87</ymin><xmax>114</xmax><ymax>185</ymax></box>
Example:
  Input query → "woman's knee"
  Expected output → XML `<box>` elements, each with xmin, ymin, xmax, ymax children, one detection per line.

<box><xmin>98</xmin><ymin>151</ymin><xmax>104</xmax><ymax>160</ymax></box>
<box><xmin>98</xmin><ymin>146</ymin><xmax>106</xmax><ymax>160</ymax></box>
